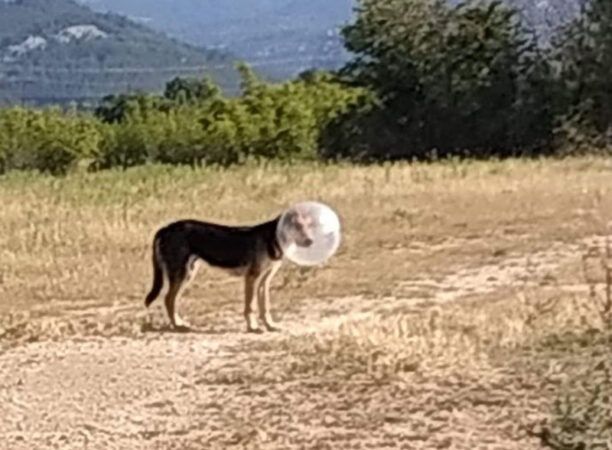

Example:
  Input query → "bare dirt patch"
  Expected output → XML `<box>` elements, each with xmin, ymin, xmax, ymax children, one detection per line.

<box><xmin>1</xmin><ymin>158</ymin><xmax>612</xmax><ymax>448</ymax></box>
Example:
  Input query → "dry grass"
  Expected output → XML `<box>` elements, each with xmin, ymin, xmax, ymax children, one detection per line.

<box><xmin>1</xmin><ymin>156</ymin><xmax>612</xmax><ymax>449</ymax></box>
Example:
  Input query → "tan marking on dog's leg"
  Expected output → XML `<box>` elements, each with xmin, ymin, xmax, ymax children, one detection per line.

<box><xmin>244</xmin><ymin>274</ymin><xmax>261</xmax><ymax>333</ymax></box>
<box><xmin>172</xmin><ymin>290</ymin><xmax>191</xmax><ymax>329</ymax></box>
<box><xmin>258</xmin><ymin>263</ymin><xmax>282</xmax><ymax>332</ymax></box>
<box><xmin>172</xmin><ymin>257</ymin><xmax>199</xmax><ymax>329</ymax></box>
<box><xmin>164</xmin><ymin>280</ymin><xmax>182</xmax><ymax>329</ymax></box>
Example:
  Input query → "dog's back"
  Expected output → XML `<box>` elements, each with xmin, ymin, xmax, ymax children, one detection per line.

<box><xmin>145</xmin><ymin>217</ymin><xmax>281</xmax><ymax>306</ymax></box>
<box><xmin>172</xmin><ymin>219</ymin><xmax>278</xmax><ymax>267</ymax></box>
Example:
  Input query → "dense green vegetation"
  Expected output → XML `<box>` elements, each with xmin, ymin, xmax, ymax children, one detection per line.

<box><xmin>551</xmin><ymin>0</ymin><xmax>612</xmax><ymax>153</ymax></box>
<box><xmin>328</xmin><ymin>0</ymin><xmax>612</xmax><ymax>160</ymax></box>
<box><xmin>323</xmin><ymin>0</ymin><xmax>554</xmax><ymax>159</ymax></box>
<box><xmin>0</xmin><ymin>66</ymin><xmax>364</xmax><ymax>174</ymax></box>
<box><xmin>1</xmin><ymin>0</ymin><xmax>611</xmax><ymax>173</ymax></box>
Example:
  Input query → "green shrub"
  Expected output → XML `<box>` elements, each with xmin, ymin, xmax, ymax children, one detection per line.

<box><xmin>550</xmin><ymin>0</ymin><xmax>612</xmax><ymax>153</ymax></box>
<box><xmin>0</xmin><ymin>67</ymin><xmax>364</xmax><ymax>175</ymax></box>
<box><xmin>91</xmin><ymin>67</ymin><xmax>364</xmax><ymax>170</ymax></box>
<box><xmin>0</xmin><ymin>107</ymin><xmax>104</xmax><ymax>175</ymax></box>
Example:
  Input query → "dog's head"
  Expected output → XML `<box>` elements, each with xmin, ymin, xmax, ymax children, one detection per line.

<box><xmin>284</xmin><ymin>209</ymin><xmax>315</xmax><ymax>248</ymax></box>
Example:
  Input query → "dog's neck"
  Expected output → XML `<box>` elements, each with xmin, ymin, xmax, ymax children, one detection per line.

<box><xmin>262</xmin><ymin>216</ymin><xmax>283</xmax><ymax>261</ymax></box>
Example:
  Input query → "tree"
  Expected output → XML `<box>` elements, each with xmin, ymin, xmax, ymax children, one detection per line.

<box><xmin>326</xmin><ymin>0</ymin><xmax>553</xmax><ymax>160</ymax></box>
<box><xmin>93</xmin><ymin>93</ymin><xmax>170</xmax><ymax>124</ymax></box>
<box><xmin>551</xmin><ymin>0</ymin><xmax>612</xmax><ymax>150</ymax></box>
<box><xmin>95</xmin><ymin>75</ymin><xmax>221</xmax><ymax>124</ymax></box>
<box><xmin>163</xmin><ymin>76</ymin><xmax>221</xmax><ymax>104</ymax></box>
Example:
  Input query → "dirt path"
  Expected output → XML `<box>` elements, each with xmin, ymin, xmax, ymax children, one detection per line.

<box><xmin>0</xmin><ymin>236</ymin><xmax>603</xmax><ymax>449</ymax></box>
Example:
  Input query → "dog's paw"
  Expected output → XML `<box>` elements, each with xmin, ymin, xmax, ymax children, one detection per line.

<box><xmin>173</xmin><ymin>317</ymin><xmax>192</xmax><ymax>332</ymax></box>
<box><xmin>264</xmin><ymin>323</ymin><xmax>282</xmax><ymax>332</ymax></box>
<box><xmin>261</xmin><ymin>314</ymin><xmax>281</xmax><ymax>332</ymax></box>
<box><xmin>173</xmin><ymin>324</ymin><xmax>193</xmax><ymax>333</ymax></box>
<box><xmin>247</xmin><ymin>327</ymin><xmax>264</xmax><ymax>334</ymax></box>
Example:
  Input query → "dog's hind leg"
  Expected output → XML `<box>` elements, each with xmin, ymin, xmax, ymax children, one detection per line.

<box><xmin>164</xmin><ymin>279</ymin><xmax>185</xmax><ymax>330</ymax></box>
<box><xmin>164</xmin><ymin>260</ymin><xmax>196</xmax><ymax>331</ymax></box>
<box><xmin>257</xmin><ymin>262</ymin><xmax>282</xmax><ymax>332</ymax></box>
<box><xmin>178</xmin><ymin>257</ymin><xmax>200</xmax><ymax>329</ymax></box>
<box><xmin>244</xmin><ymin>274</ymin><xmax>262</xmax><ymax>333</ymax></box>
<box><xmin>145</xmin><ymin>237</ymin><xmax>164</xmax><ymax>307</ymax></box>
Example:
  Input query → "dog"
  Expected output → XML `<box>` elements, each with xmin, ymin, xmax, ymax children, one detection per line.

<box><xmin>144</xmin><ymin>209</ymin><xmax>315</xmax><ymax>333</ymax></box>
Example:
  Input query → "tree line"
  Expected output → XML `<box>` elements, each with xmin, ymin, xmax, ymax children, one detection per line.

<box><xmin>1</xmin><ymin>0</ymin><xmax>611</xmax><ymax>175</ymax></box>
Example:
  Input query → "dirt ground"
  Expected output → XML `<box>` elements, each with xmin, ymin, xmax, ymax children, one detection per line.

<box><xmin>1</xmin><ymin>158</ymin><xmax>611</xmax><ymax>449</ymax></box>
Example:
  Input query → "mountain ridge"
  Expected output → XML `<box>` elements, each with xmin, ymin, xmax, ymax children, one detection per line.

<box><xmin>77</xmin><ymin>0</ymin><xmax>355</xmax><ymax>79</ymax></box>
<box><xmin>77</xmin><ymin>0</ymin><xmax>579</xmax><ymax>80</ymax></box>
<box><xmin>0</xmin><ymin>0</ymin><xmax>240</xmax><ymax>105</ymax></box>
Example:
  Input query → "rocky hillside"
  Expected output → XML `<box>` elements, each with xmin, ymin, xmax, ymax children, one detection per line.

<box><xmin>78</xmin><ymin>0</ymin><xmax>579</xmax><ymax>81</ymax></box>
<box><xmin>0</xmin><ymin>0</ymin><xmax>239</xmax><ymax>105</ymax></box>
<box><xmin>77</xmin><ymin>0</ymin><xmax>355</xmax><ymax>80</ymax></box>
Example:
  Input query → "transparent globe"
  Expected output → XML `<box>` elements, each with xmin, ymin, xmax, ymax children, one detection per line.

<box><xmin>276</xmin><ymin>201</ymin><xmax>342</xmax><ymax>266</ymax></box>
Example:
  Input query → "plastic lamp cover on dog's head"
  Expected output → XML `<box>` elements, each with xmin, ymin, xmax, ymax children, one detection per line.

<box><xmin>276</xmin><ymin>201</ymin><xmax>342</xmax><ymax>266</ymax></box>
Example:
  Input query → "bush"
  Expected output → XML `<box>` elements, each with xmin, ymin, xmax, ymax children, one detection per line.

<box><xmin>226</xmin><ymin>67</ymin><xmax>365</xmax><ymax>162</ymax></box>
<box><xmin>91</xmin><ymin>67</ymin><xmax>364</xmax><ymax>170</ymax></box>
<box><xmin>550</xmin><ymin>0</ymin><xmax>612</xmax><ymax>153</ymax></box>
<box><xmin>0</xmin><ymin>106</ymin><xmax>104</xmax><ymax>175</ymax></box>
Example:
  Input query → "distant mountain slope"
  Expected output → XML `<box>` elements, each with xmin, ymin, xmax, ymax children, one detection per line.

<box><xmin>0</xmin><ymin>0</ymin><xmax>239</xmax><ymax>105</ymax></box>
<box><xmin>0</xmin><ymin>0</ymin><xmax>582</xmax><ymax>105</ymax></box>
<box><xmin>77</xmin><ymin>0</ymin><xmax>355</xmax><ymax>80</ymax></box>
<box><xmin>78</xmin><ymin>0</ymin><xmax>580</xmax><ymax>81</ymax></box>
<box><xmin>507</xmin><ymin>0</ymin><xmax>579</xmax><ymax>42</ymax></box>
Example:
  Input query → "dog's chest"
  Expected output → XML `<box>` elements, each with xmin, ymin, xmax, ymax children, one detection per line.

<box><xmin>224</xmin><ymin>252</ymin><xmax>280</xmax><ymax>278</ymax></box>
<box><xmin>225</xmin><ymin>266</ymin><xmax>249</xmax><ymax>277</ymax></box>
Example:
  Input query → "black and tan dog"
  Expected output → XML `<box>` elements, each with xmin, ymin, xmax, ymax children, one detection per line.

<box><xmin>144</xmin><ymin>210</ymin><xmax>314</xmax><ymax>333</ymax></box>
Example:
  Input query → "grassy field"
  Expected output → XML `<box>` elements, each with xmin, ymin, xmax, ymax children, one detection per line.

<box><xmin>1</xmin><ymin>157</ymin><xmax>612</xmax><ymax>449</ymax></box>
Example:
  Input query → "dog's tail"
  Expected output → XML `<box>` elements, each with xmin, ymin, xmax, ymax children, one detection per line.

<box><xmin>145</xmin><ymin>236</ymin><xmax>164</xmax><ymax>307</ymax></box>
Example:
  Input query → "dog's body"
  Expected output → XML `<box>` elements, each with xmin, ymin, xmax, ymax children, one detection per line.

<box><xmin>145</xmin><ymin>211</ymin><xmax>314</xmax><ymax>333</ymax></box>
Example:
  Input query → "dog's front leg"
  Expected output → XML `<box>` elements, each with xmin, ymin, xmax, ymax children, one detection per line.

<box><xmin>244</xmin><ymin>274</ymin><xmax>262</xmax><ymax>333</ymax></box>
<box><xmin>257</xmin><ymin>263</ymin><xmax>282</xmax><ymax>332</ymax></box>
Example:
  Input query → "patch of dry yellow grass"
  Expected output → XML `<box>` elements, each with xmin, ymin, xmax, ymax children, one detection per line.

<box><xmin>1</xmin><ymin>156</ymin><xmax>611</xmax><ymax>344</ymax></box>
<box><xmin>1</xmin><ymin>156</ymin><xmax>612</xmax><ymax>448</ymax></box>
<box><xmin>1</xmin><ymin>157</ymin><xmax>611</xmax><ymax>317</ymax></box>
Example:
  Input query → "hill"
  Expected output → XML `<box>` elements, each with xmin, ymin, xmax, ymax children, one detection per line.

<box><xmin>77</xmin><ymin>0</ymin><xmax>355</xmax><ymax>80</ymax></box>
<box><xmin>0</xmin><ymin>0</ymin><xmax>583</xmax><ymax>105</ymax></box>
<box><xmin>0</xmin><ymin>0</ymin><xmax>240</xmax><ymax>105</ymax></box>
<box><xmin>509</xmin><ymin>0</ymin><xmax>579</xmax><ymax>40</ymax></box>
<box><xmin>78</xmin><ymin>0</ymin><xmax>579</xmax><ymax>81</ymax></box>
